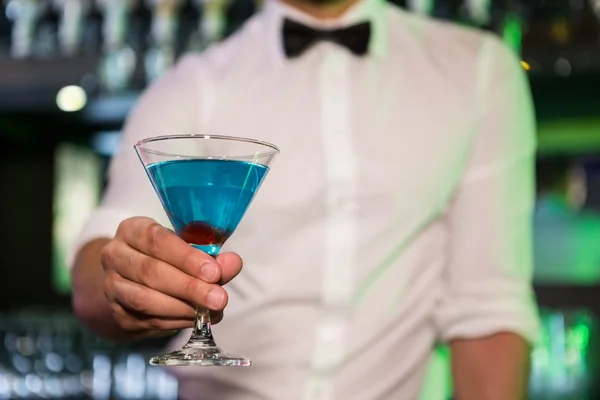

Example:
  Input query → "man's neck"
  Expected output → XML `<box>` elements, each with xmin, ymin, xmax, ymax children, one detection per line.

<box><xmin>279</xmin><ymin>0</ymin><xmax>361</xmax><ymax>20</ymax></box>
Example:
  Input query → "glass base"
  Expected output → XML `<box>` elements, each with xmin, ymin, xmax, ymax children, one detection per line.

<box><xmin>149</xmin><ymin>343</ymin><xmax>252</xmax><ymax>367</ymax></box>
<box><xmin>148</xmin><ymin>304</ymin><xmax>250</xmax><ymax>366</ymax></box>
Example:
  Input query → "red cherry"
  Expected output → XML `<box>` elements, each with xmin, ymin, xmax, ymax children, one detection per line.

<box><xmin>180</xmin><ymin>220</ymin><xmax>231</xmax><ymax>246</ymax></box>
<box><xmin>180</xmin><ymin>221</ymin><xmax>218</xmax><ymax>245</ymax></box>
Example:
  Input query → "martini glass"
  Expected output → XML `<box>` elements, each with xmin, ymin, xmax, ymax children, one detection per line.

<box><xmin>134</xmin><ymin>134</ymin><xmax>279</xmax><ymax>366</ymax></box>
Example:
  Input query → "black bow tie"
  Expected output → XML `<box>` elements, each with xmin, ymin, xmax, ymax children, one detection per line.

<box><xmin>282</xmin><ymin>18</ymin><xmax>371</xmax><ymax>59</ymax></box>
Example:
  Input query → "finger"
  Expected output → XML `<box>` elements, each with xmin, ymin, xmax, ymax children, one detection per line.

<box><xmin>117</xmin><ymin>217</ymin><xmax>223</xmax><ymax>283</ymax></box>
<box><xmin>108</xmin><ymin>244</ymin><xmax>229</xmax><ymax>311</ymax></box>
<box><xmin>215</xmin><ymin>252</ymin><xmax>243</xmax><ymax>285</ymax></box>
<box><xmin>110</xmin><ymin>275</ymin><xmax>196</xmax><ymax>319</ymax></box>
<box><xmin>111</xmin><ymin>303</ymin><xmax>194</xmax><ymax>332</ymax></box>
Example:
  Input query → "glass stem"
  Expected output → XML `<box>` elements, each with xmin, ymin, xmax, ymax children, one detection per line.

<box><xmin>190</xmin><ymin>307</ymin><xmax>217</xmax><ymax>347</ymax></box>
<box><xmin>187</xmin><ymin>254</ymin><xmax>218</xmax><ymax>348</ymax></box>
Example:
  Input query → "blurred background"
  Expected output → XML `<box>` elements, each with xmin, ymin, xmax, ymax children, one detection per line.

<box><xmin>1</xmin><ymin>0</ymin><xmax>600</xmax><ymax>398</ymax></box>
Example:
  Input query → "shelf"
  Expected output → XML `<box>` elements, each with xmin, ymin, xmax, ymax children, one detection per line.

<box><xmin>82</xmin><ymin>92</ymin><xmax>140</xmax><ymax>125</ymax></box>
<box><xmin>537</xmin><ymin>118</ymin><xmax>600</xmax><ymax>155</ymax></box>
<box><xmin>535</xmin><ymin>284</ymin><xmax>600</xmax><ymax>315</ymax></box>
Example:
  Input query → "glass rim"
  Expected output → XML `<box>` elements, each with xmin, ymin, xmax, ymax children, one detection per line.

<box><xmin>134</xmin><ymin>134</ymin><xmax>280</xmax><ymax>159</ymax></box>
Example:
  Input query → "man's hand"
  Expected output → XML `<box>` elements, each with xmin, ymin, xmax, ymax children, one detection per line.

<box><xmin>98</xmin><ymin>216</ymin><xmax>243</xmax><ymax>338</ymax></box>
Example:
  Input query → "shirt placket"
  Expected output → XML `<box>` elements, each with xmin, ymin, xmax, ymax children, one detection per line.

<box><xmin>303</xmin><ymin>47</ymin><xmax>358</xmax><ymax>400</ymax></box>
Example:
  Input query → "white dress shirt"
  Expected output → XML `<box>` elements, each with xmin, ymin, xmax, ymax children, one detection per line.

<box><xmin>70</xmin><ymin>0</ymin><xmax>540</xmax><ymax>398</ymax></box>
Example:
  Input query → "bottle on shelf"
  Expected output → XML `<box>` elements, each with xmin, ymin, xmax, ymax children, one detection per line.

<box><xmin>7</xmin><ymin>0</ymin><xmax>46</xmax><ymax>58</ymax></box>
<box><xmin>406</xmin><ymin>0</ymin><xmax>435</xmax><ymax>16</ymax></box>
<box><xmin>52</xmin><ymin>0</ymin><xmax>92</xmax><ymax>56</ymax></box>
<box><xmin>186</xmin><ymin>0</ymin><xmax>230</xmax><ymax>52</ymax></box>
<box><xmin>144</xmin><ymin>0</ymin><xmax>182</xmax><ymax>83</ymax></box>
<box><xmin>97</xmin><ymin>0</ymin><xmax>137</xmax><ymax>93</ymax></box>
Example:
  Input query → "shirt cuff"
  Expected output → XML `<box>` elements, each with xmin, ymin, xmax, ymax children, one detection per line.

<box><xmin>434</xmin><ymin>294</ymin><xmax>541</xmax><ymax>345</ymax></box>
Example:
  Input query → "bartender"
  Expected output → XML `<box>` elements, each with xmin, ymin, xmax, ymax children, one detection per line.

<box><xmin>69</xmin><ymin>0</ymin><xmax>539</xmax><ymax>398</ymax></box>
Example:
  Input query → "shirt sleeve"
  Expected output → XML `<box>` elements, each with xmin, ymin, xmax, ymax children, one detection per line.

<box><xmin>433</xmin><ymin>35</ymin><xmax>541</xmax><ymax>344</ymax></box>
<box><xmin>66</xmin><ymin>54</ymin><xmax>203</xmax><ymax>269</ymax></box>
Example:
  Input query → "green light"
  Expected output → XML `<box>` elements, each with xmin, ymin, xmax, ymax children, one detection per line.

<box><xmin>569</xmin><ymin>324</ymin><xmax>590</xmax><ymax>350</ymax></box>
<box><xmin>531</xmin><ymin>310</ymin><xmax>594</xmax><ymax>397</ymax></box>
<box><xmin>52</xmin><ymin>143</ymin><xmax>103</xmax><ymax>294</ymax></box>
<box><xmin>419</xmin><ymin>345</ymin><xmax>452</xmax><ymax>400</ymax></box>
<box><xmin>503</xmin><ymin>13</ymin><xmax>523</xmax><ymax>55</ymax></box>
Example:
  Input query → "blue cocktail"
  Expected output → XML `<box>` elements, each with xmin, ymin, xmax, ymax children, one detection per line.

<box><xmin>147</xmin><ymin>159</ymin><xmax>269</xmax><ymax>256</ymax></box>
<box><xmin>135</xmin><ymin>134</ymin><xmax>279</xmax><ymax>367</ymax></box>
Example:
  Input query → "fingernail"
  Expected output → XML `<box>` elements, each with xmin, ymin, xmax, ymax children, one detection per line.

<box><xmin>206</xmin><ymin>288</ymin><xmax>224</xmax><ymax>309</ymax></box>
<box><xmin>200</xmin><ymin>262</ymin><xmax>219</xmax><ymax>282</ymax></box>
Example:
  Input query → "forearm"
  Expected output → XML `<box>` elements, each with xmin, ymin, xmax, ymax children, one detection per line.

<box><xmin>451</xmin><ymin>332</ymin><xmax>531</xmax><ymax>400</ymax></box>
<box><xmin>71</xmin><ymin>238</ymin><xmax>138</xmax><ymax>342</ymax></box>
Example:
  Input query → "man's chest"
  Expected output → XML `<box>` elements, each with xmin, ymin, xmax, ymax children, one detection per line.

<box><xmin>203</xmin><ymin>64</ymin><xmax>476</xmax><ymax>223</ymax></box>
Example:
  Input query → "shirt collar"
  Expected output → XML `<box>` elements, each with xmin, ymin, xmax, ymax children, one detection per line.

<box><xmin>262</xmin><ymin>0</ymin><xmax>388</xmax><ymax>64</ymax></box>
